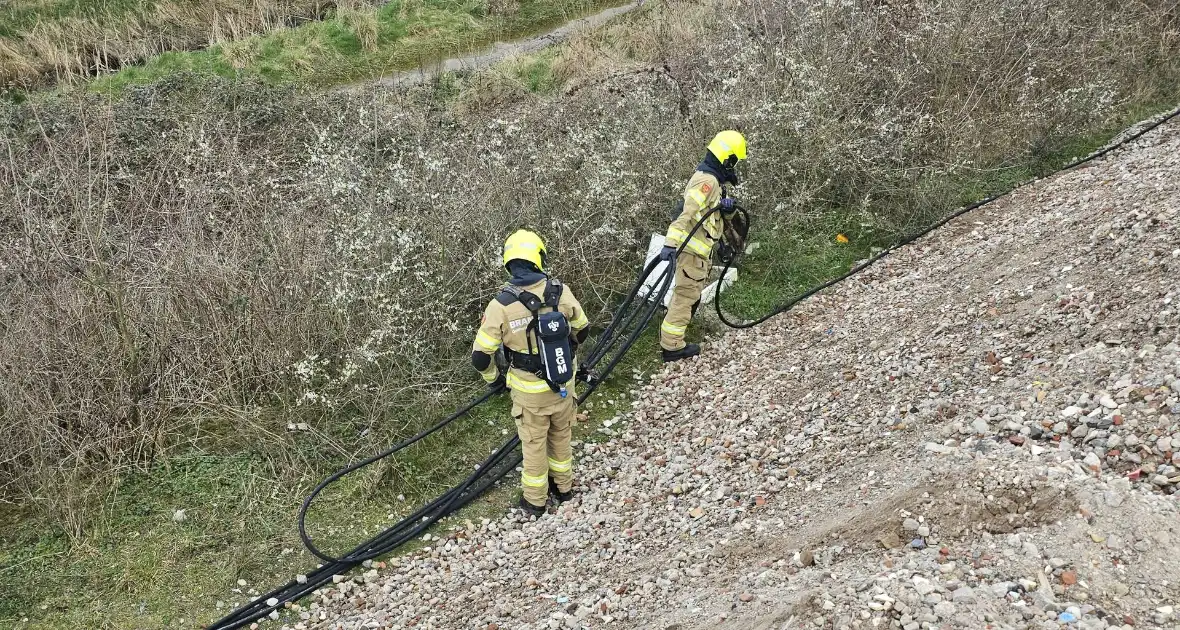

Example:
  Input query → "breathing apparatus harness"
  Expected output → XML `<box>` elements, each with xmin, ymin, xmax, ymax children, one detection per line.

<box><xmin>498</xmin><ymin>278</ymin><xmax>576</xmax><ymax>398</ymax></box>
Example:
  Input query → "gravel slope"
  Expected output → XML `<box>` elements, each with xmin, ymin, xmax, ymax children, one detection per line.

<box><xmin>284</xmin><ymin>120</ymin><xmax>1180</xmax><ymax>630</ymax></box>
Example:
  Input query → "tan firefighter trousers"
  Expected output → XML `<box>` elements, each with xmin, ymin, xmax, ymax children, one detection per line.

<box><xmin>660</xmin><ymin>252</ymin><xmax>710</xmax><ymax>351</ymax></box>
<box><xmin>512</xmin><ymin>396</ymin><xmax>575</xmax><ymax>508</ymax></box>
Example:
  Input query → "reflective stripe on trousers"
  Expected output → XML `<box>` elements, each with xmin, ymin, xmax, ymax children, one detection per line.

<box><xmin>514</xmin><ymin>398</ymin><xmax>575</xmax><ymax>507</ymax></box>
<box><xmin>507</xmin><ymin>372</ymin><xmax>552</xmax><ymax>393</ymax></box>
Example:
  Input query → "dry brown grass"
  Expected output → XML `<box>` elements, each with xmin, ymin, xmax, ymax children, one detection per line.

<box><xmin>1</xmin><ymin>0</ymin><xmax>1178</xmax><ymax>533</ymax></box>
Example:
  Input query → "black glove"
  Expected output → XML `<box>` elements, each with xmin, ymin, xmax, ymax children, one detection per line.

<box><xmin>657</xmin><ymin>245</ymin><xmax>676</xmax><ymax>262</ymax></box>
<box><xmin>720</xmin><ymin>197</ymin><xmax>738</xmax><ymax>215</ymax></box>
<box><xmin>488</xmin><ymin>373</ymin><xmax>506</xmax><ymax>391</ymax></box>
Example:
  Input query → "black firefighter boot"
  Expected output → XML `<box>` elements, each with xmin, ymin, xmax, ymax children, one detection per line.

<box><xmin>549</xmin><ymin>476</ymin><xmax>574</xmax><ymax>503</ymax></box>
<box><xmin>518</xmin><ymin>496</ymin><xmax>546</xmax><ymax>517</ymax></box>
<box><xmin>662</xmin><ymin>343</ymin><xmax>701</xmax><ymax>363</ymax></box>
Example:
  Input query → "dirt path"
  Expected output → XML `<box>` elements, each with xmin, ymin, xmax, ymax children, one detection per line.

<box><xmin>294</xmin><ymin>120</ymin><xmax>1180</xmax><ymax>630</ymax></box>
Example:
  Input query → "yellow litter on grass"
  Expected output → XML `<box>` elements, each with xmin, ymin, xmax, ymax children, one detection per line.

<box><xmin>835</xmin><ymin>233</ymin><xmax>849</xmax><ymax>243</ymax></box>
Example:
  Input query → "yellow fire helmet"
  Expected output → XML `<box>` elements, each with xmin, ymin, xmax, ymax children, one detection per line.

<box><xmin>707</xmin><ymin>130</ymin><xmax>748</xmax><ymax>163</ymax></box>
<box><xmin>502</xmin><ymin>229</ymin><xmax>547</xmax><ymax>272</ymax></box>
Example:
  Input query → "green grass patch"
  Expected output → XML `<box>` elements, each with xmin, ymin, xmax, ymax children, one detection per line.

<box><xmin>0</xmin><ymin>410</ymin><xmax>509</xmax><ymax>628</ymax></box>
<box><xmin>720</xmin><ymin>213</ymin><xmax>884</xmax><ymax>321</ymax></box>
<box><xmin>513</xmin><ymin>49</ymin><xmax>560</xmax><ymax>93</ymax></box>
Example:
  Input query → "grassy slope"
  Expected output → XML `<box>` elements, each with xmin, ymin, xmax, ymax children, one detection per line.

<box><xmin>0</xmin><ymin>103</ymin><xmax>1156</xmax><ymax>626</ymax></box>
<box><xmin>1</xmin><ymin>0</ymin><xmax>623</xmax><ymax>96</ymax></box>
<box><xmin>89</xmin><ymin>0</ymin><xmax>626</xmax><ymax>93</ymax></box>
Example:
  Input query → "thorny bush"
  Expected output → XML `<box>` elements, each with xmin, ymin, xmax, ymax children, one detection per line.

<box><xmin>1</xmin><ymin>0</ymin><xmax>1178</xmax><ymax>531</ymax></box>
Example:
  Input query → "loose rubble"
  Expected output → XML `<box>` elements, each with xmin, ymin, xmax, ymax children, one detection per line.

<box><xmin>285</xmin><ymin>124</ymin><xmax>1180</xmax><ymax>629</ymax></box>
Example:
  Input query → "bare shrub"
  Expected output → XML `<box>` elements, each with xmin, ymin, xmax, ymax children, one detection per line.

<box><xmin>1</xmin><ymin>0</ymin><xmax>1178</xmax><ymax>530</ymax></box>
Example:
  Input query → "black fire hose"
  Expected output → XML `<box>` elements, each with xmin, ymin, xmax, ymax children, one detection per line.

<box><xmin>206</xmin><ymin>206</ymin><xmax>711</xmax><ymax>630</ymax></box>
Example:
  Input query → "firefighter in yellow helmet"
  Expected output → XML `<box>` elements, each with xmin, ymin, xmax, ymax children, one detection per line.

<box><xmin>472</xmin><ymin>230</ymin><xmax>590</xmax><ymax>516</ymax></box>
<box><xmin>656</xmin><ymin>130</ymin><xmax>748</xmax><ymax>361</ymax></box>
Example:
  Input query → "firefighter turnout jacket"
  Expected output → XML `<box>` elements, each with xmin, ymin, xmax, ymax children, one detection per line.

<box><xmin>664</xmin><ymin>170</ymin><xmax>725</xmax><ymax>259</ymax></box>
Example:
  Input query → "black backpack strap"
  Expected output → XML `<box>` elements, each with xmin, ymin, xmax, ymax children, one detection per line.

<box><xmin>495</xmin><ymin>288</ymin><xmax>517</xmax><ymax>305</ymax></box>
<box><xmin>542</xmin><ymin>278</ymin><xmax>563</xmax><ymax>309</ymax></box>
<box><xmin>498</xmin><ymin>284</ymin><xmax>543</xmax><ymax>312</ymax></box>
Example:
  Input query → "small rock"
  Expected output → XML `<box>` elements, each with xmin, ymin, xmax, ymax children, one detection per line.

<box><xmin>933</xmin><ymin>601</ymin><xmax>956</xmax><ymax>618</ymax></box>
<box><xmin>799</xmin><ymin>549</ymin><xmax>815</xmax><ymax>567</ymax></box>
<box><xmin>878</xmin><ymin>531</ymin><xmax>902</xmax><ymax>549</ymax></box>
<box><xmin>1061</xmin><ymin>407</ymin><xmax>1083</xmax><ymax>418</ymax></box>
<box><xmin>952</xmin><ymin>586</ymin><xmax>976</xmax><ymax>603</ymax></box>
<box><xmin>739</xmin><ymin>593</ymin><xmax>754</xmax><ymax>603</ymax></box>
<box><xmin>990</xmin><ymin>582</ymin><xmax>1014</xmax><ymax>597</ymax></box>
<box><xmin>912</xmin><ymin>576</ymin><xmax>935</xmax><ymax>595</ymax></box>
<box><xmin>903</xmin><ymin>518</ymin><xmax>920</xmax><ymax>531</ymax></box>
<box><xmin>1100</xmin><ymin>396</ymin><xmax>1118</xmax><ymax>409</ymax></box>
<box><xmin>1061</xmin><ymin>571</ymin><xmax>1077</xmax><ymax>586</ymax></box>
<box><xmin>972</xmin><ymin>418</ymin><xmax>990</xmax><ymax>434</ymax></box>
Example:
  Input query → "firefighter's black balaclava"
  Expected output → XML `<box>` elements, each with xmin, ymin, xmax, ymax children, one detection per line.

<box><xmin>506</xmin><ymin>259</ymin><xmax>546</xmax><ymax>286</ymax></box>
<box><xmin>697</xmin><ymin>150</ymin><xmax>740</xmax><ymax>186</ymax></box>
